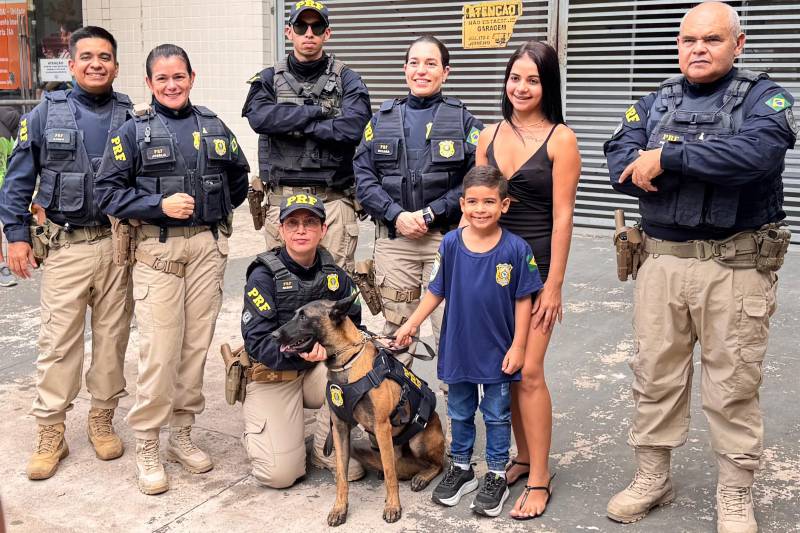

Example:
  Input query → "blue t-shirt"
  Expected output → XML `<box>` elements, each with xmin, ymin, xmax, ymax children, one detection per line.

<box><xmin>429</xmin><ymin>228</ymin><xmax>543</xmax><ymax>384</ymax></box>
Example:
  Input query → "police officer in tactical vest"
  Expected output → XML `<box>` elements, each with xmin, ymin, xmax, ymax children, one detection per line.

<box><xmin>240</xmin><ymin>193</ymin><xmax>365</xmax><ymax>487</ymax></box>
<box><xmin>242</xmin><ymin>0</ymin><xmax>371</xmax><ymax>274</ymax></box>
<box><xmin>604</xmin><ymin>3</ymin><xmax>796</xmax><ymax>531</ymax></box>
<box><xmin>0</xmin><ymin>26</ymin><xmax>133</xmax><ymax>481</ymax></box>
<box><xmin>96</xmin><ymin>44</ymin><xmax>249</xmax><ymax>495</ymax></box>
<box><xmin>354</xmin><ymin>36</ymin><xmax>483</xmax><ymax>352</ymax></box>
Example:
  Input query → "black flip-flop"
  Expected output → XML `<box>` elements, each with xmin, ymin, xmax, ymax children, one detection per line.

<box><xmin>511</xmin><ymin>472</ymin><xmax>556</xmax><ymax>521</ymax></box>
<box><xmin>505</xmin><ymin>459</ymin><xmax>530</xmax><ymax>487</ymax></box>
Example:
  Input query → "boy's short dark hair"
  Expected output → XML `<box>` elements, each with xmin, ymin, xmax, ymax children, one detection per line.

<box><xmin>69</xmin><ymin>26</ymin><xmax>118</xmax><ymax>60</ymax></box>
<box><xmin>463</xmin><ymin>165</ymin><xmax>508</xmax><ymax>200</ymax></box>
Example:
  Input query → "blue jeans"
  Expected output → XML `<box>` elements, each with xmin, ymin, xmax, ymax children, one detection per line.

<box><xmin>447</xmin><ymin>381</ymin><xmax>511</xmax><ymax>472</ymax></box>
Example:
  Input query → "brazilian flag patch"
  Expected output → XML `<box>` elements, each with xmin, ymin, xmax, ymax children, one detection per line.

<box><xmin>467</xmin><ymin>126</ymin><xmax>481</xmax><ymax>146</ymax></box>
<box><xmin>526</xmin><ymin>253</ymin><xmax>538</xmax><ymax>272</ymax></box>
<box><xmin>765</xmin><ymin>93</ymin><xmax>790</xmax><ymax>112</ymax></box>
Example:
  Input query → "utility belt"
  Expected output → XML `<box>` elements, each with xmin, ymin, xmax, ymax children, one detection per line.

<box><xmin>29</xmin><ymin>220</ymin><xmax>111</xmax><ymax>262</ymax></box>
<box><xmin>642</xmin><ymin>222</ymin><xmax>790</xmax><ymax>272</ymax></box>
<box><xmin>220</xmin><ymin>343</ymin><xmax>303</xmax><ymax>405</ymax></box>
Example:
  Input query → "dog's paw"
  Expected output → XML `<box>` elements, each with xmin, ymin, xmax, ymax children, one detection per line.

<box><xmin>383</xmin><ymin>504</ymin><xmax>402</xmax><ymax>523</ymax></box>
<box><xmin>327</xmin><ymin>505</ymin><xmax>348</xmax><ymax>527</ymax></box>
<box><xmin>410</xmin><ymin>474</ymin><xmax>432</xmax><ymax>492</ymax></box>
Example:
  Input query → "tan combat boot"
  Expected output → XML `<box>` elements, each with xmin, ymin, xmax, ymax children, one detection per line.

<box><xmin>717</xmin><ymin>485</ymin><xmax>757</xmax><ymax>533</ymax></box>
<box><xmin>87</xmin><ymin>407</ymin><xmax>124</xmax><ymax>460</ymax></box>
<box><xmin>136</xmin><ymin>438</ymin><xmax>168</xmax><ymax>495</ymax></box>
<box><xmin>607</xmin><ymin>448</ymin><xmax>674</xmax><ymax>523</ymax></box>
<box><xmin>165</xmin><ymin>426</ymin><xmax>213</xmax><ymax>473</ymax></box>
<box><xmin>310</xmin><ymin>402</ymin><xmax>365</xmax><ymax>481</ymax></box>
<box><xmin>27</xmin><ymin>423</ymin><xmax>69</xmax><ymax>480</ymax></box>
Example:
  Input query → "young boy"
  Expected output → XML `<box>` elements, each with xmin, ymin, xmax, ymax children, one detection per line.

<box><xmin>394</xmin><ymin>165</ymin><xmax>543</xmax><ymax>517</ymax></box>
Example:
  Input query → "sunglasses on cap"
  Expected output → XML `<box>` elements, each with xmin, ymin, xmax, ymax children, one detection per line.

<box><xmin>292</xmin><ymin>20</ymin><xmax>328</xmax><ymax>36</ymax></box>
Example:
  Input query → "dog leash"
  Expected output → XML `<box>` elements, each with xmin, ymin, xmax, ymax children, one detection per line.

<box><xmin>361</xmin><ymin>328</ymin><xmax>436</xmax><ymax>361</ymax></box>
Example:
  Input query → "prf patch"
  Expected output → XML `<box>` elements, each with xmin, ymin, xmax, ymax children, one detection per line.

<box><xmin>111</xmin><ymin>136</ymin><xmax>126</xmax><ymax>161</ymax></box>
<box><xmin>375</xmin><ymin>142</ymin><xmax>393</xmax><ymax>156</ymax></box>
<box><xmin>285</xmin><ymin>193</ymin><xmax>318</xmax><ymax>207</ymax></box>
<box><xmin>193</xmin><ymin>131</ymin><xmax>200</xmax><ymax>150</ymax></box>
<box><xmin>363</xmin><ymin>121</ymin><xmax>374</xmax><ymax>142</ymax></box>
<box><xmin>467</xmin><ymin>126</ymin><xmax>481</xmax><ymax>146</ymax></box>
<box><xmin>403</xmin><ymin>367</ymin><xmax>422</xmax><ymax>389</ymax></box>
<box><xmin>526</xmin><ymin>253</ymin><xmax>538</xmax><ymax>273</ymax></box>
<box><xmin>247</xmin><ymin>286</ymin><xmax>272</xmax><ymax>312</ymax></box>
<box><xmin>439</xmin><ymin>140</ymin><xmax>455</xmax><ymax>158</ymax></box>
<box><xmin>662</xmin><ymin>133</ymin><xmax>681</xmax><ymax>142</ymax></box>
<box><xmin>145</xmin><ymin>145</ymin><xmax>171</xmax><ymax>160</ymax></box>
<box><xmin>19</xmin><ymin>118</ymin><xmax>28</xmax><ymax>142</ymax></box>
<box><xmin>496</xmin><ymin>263</ymin><xmax>512</xmax><ymax>287</ymax></box>
<box><xmin>625</xmin><ymin>105</ymin><xmax>640</xmax><ymax>123</ymax></box>
<box><xmin>765</xmin><ymin>93</ymin><xmax>790</xmax><ymax>112</ymax></box>
<box><xmin>213</xmin><ymin>138</ymin><xmax>227</xmax><ymax>156</ymax></box>
<box><xmin>329</xmin><ymin>384</ymin><xmax>344</xmax><ymax>407</ymax></box>
<box><xmin>327</xmin><ymin>273</ymin><xmax>339</xmax><ymax>291</ymax></box>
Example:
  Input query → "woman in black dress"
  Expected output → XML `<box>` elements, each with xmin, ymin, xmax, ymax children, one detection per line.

<box><xmin>476</xmin><ymin>41</ymin><xmax>581</xmax><ymax>519</ymax></box>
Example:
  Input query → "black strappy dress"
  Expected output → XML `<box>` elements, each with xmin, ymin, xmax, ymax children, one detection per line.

<box><xmin>487</xmin><ymin>123</ymin><xmax>558</xmax><ymax>283</ymax></box>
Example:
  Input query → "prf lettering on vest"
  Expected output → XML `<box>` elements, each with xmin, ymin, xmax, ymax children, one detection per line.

<box><xmin>111</xmin><ymin>136</ymin><xmax>126</xmax><ymax>161</ymax></box>
<box><xmin>247</xmin><ymin>286</ymin><xmax>271</xmax><ymax>312</ymax></box>
<box><xmin>286</xmin><ymin>194</ymin><xmax>318</xmax><ymax>207</ymax></box>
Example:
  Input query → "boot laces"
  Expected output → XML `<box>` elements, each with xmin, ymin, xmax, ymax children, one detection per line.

<box><xmin>139</xmin><ymin>439</ymin><xmax>161</xmax><ymax>470</ymax></box>
<box><xmin>174</xmin><ymin>426</ymin><xmax>200</xmax><ymax>454</ymax></box>
<box><xmin>34</xmin><ymin>425</ymin><xmax>62</xmax><ymax>454</ymax></box>
<box><xmin>719</xmin><ymin>486</ymin><xmax>749</xmax><ymax>519</ymax></box>
<box><xmin>627</xmin><ymin>470</ymin><xmax>665</xmax><ymax>496</ymax></box>
<box><xmin>89</xmin><ymin>409</ymin><xmax>114</xmax><ymax>437</ymax></box>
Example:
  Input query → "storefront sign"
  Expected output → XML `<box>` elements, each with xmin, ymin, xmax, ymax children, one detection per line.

<box><xmin>462</xmin><ymin>0</ymin><xmax>523</xmax><ymax>49</ymax></box>
<box><xmin>0</xmin><ymin>2</ymin><xmax>27</xmax><ymax>90</ymax></box>
<box><xmin>40</xmin><ymin>58</ymin><xmax>70</xmax><ymax>82</ymax></box>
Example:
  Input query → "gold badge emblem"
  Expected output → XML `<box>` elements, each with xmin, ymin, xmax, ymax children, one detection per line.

<box><xmin>214</xmin><ymin>138</ymin><xmax>227</xmax><ymax>156</ymax></box>
<box><xmin>439</xmin><ymin>140</ymin><xmax>455</xmax><ymax>158</ymax></box>
<box><xmin>330</xmin><ymin>384</ymin><xmax>344</xmax><ymax>407</ymax></box>
<box><xmin>495</xmin><ymin>263</ymin><xmax>513</xmax><ymax>287</ymax></box>
<box><xmin>327</xmin><ymin>273</ymin><xmax>340</xmax><ymax>291</ymax></box>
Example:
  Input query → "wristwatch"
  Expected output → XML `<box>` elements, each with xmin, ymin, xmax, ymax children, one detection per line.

<box><xmin>422</xmin><ymin>207</ymin><xmax>435</xmax><ymax>226</ymax></box>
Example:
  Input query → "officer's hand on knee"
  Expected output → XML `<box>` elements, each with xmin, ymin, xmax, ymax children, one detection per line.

<box><xmin>395</xmin><ymin>212</ymin><xmax>427</xmax><ymax>239</ymax></box>
<box><xmin>7</xmin><ymin>241</ymin><xmax>37</xmax><ymax>279</ymax></box>
<box><xmin>299</xmin><ymin>343</ymin><xmax>328</xmax><ymax>362</ymax></box>
<box><xmin>161</xmin><ymin>193</ymin><xmax>196</xmax><ymax>219</ymax></box>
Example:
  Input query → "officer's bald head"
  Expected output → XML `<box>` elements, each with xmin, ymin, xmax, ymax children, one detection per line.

<box><xmin>680</xmin><ymin>2</ymin><xmax>742</xmax><ymax>40</ymax></box>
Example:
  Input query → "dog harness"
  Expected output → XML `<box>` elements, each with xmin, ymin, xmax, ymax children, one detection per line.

<box><xmin>326</xmin><ymin>349</ymin><xmax>436</xmax><ymax>447</ymax></box>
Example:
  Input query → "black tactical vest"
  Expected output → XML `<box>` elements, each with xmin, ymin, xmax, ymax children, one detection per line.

<box><xmin>641</xmin><ymin>70</ymin><xmax>782</xmax><ymax>229</ymax></box>
<box><xmin>248</xmin><ymin>247</ymin><xmax>341</xmax><ymax>325</ymax></box>
<box><xmin>133</xmin><ymin>106</ymin><xmax>232</xmax><ymax>226</ymax></box>
<box><xmin>35</xmin><ymin>90</ymin><xmax>131</xmax><ymax>227</ymax></box>
<box><xmin>371</xmin><ymin>96</ymin><xmax>466</xmax><ymax>226</ymax></box>
<box><xmin>260</xmin><ymin>55</ymin><xmax>345</xmax><ymax>188</ymax></box>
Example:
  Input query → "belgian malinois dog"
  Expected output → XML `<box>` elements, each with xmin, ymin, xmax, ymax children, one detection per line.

<box><xmin>272</xmin><ymin>293</ymin><xmax>445</xmax><ymax>526</ymax></box>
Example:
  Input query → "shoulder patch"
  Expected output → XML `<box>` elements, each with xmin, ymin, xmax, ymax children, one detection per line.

<box><xmin>625</xmin><ymin>105</ymin><xmax>640</xmax><ymax>123</ymax></box>
<box><xmin>764</xmin><ymin>93</ymin><xmax>791</xmax><ymax>112</ymax></box>
<box><xmin>110</xmin><ymin>135</ymin><xmax>126</xmax><ymax>161</ymax></box>
<box><xmin>246</xmin><ymin>284</ymin><xmax>274</xmax><ymax>315</ymax></box>
<box><xmin>18</xmin><ymin>118</ymin><xmax>28</xmax><ymax>142</ymax></box>
<box><xmin>363</xmin><ymin>121</ymin><xmax>374</xmax><ymax>142</ymax></box>
<box><xmin>526</xmin><ymin>253</ymin><xmax>538</xmax><ymax>273</ymax></box>
<box><xmin>467</xmin><ymin>126</ymin><xmax>481</xmax><ymax>146</ymax></box>
<box><xmin>247</xmin><ymin>72</ymin><xmax>261</xmax><ymax>84</ymax></box>
<box><xmin>429</xmin><ymin>252</ymin><xmax>441</xmax><ymax>282</ymax></box>
<box><xmin>785</xmin><ymin>108</ymin><xmax>799</xmax><ymax>135</ymax></box>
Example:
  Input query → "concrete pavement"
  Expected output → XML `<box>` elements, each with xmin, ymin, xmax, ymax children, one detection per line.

<box><xmin>1</xmin><ymin>207</ymin><xmax>798</xmax><ymax>532</ymax></box>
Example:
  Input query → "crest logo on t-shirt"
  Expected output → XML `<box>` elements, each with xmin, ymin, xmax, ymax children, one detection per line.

<box><xmin>495</xmin><ymin>263</ymin><xmax>512</xmax><ymax>287</ymax></box>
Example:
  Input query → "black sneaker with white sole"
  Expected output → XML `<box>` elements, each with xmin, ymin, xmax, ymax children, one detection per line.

<box><xmin>432</xmin><ymin>463</ymin><xmax>480</xmax><ymax>506</ymax></box>
<box><xmin>470</xmin><ymin>472</ymin><xmax>510</xmax><ymax>517</ymax></box>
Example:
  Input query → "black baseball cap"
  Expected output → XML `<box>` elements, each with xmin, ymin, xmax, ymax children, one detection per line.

<box><xmin>288</xmin><ymin>0</ymin><xmax>330</xmax><ymax>26</ymax></box>
<box><xmin>279</xmin><ymin>193</ymin><xmax>326</xmax><ymax>222</ymax></box>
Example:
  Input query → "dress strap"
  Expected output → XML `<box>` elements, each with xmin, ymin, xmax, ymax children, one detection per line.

<box><xmin>543</xmin><ymin>123</ymin><xmax>559</xmax><ymax>144</ymax></box>
<box><xmin>490</xmin><ymin>122</ymin><xmax>503</xmax><ymax>144</ymax></box>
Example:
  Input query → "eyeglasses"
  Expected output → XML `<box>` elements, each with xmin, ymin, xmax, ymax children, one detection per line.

<box><xmin>282</xmin><ymin>217</ymin><xmax>322</xmax><ymax>232</ymax></box>
<box><xmin>292</xmin><ymin>21</ymin><xmax>327</xmax><ymax>36</ymax></box>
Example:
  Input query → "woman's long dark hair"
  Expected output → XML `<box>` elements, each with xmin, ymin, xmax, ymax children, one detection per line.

<box><xmin>501</xmin><ymin>41</ymin><xmax>563</xmax><ymax>127</ymax></box>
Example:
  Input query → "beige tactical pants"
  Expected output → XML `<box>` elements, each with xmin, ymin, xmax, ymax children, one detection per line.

<box><xmin>628</xmin><ymin>253</ymin><xmax>777</xmax><ymax>486</ymax></box>
<box><xmin>32</xmin><ymin>236</ymin><xmax>132</xmax><ymax>424</ymax></box>
<box><xmin>126</xmin><ymin>231</ymin><xmax>227</xmax><ymax>439</ymax></box>
<box><xmin>241</xmin><ymin>362</ymin><xmax>327</xmax><ymax>488</ymax></box>
<box><xmin>264</xmin><ymin>196</ymin><xmax>359</xmax><ymax>273</ymax></box>
<box><xmin>374</xmin><ymin>231</ymin><xmax>443</xmax><ymax>353</ymax></box>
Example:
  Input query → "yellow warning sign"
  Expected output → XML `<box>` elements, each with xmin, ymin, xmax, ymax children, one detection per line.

<box><xmin>462</xmin><ymin>0</ymin><xmax>523</xmax><ymax>50</ymax></box>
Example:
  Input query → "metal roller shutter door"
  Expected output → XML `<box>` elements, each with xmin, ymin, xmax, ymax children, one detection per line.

<box><xmin>564</xmin><ymin>0</ymin><xmax>800</xmax><ymax>243</ymax></box>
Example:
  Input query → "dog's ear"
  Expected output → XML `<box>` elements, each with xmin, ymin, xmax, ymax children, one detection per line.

<box><xmin>330</xmin><ymin>291</ymin><xmax>359</xmax><ymax>324</ymax></box>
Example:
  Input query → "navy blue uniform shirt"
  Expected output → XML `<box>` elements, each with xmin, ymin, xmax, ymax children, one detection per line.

<box><xmin>241</xmin><ymin>247</ymin><xmax>362</xmax><ymax>370</ymax></box>
<box><xmin>0</xmin><ymin>85</ymin><xmax>126</xmax><ymax>243</ymax></box>
<box><xmin>354</xmin><ymin>92</ymin><xmax>483</xmax><ymax>225</ymax></box>
<box><xmin>95</xmin><ymin>101</ymin><xmax>250</xmax><ymax>224</ymax></box>
<box><xmin>606</xmin><ymin>68</ymin><xmax>797</xmax><ymax>240</ymax></box>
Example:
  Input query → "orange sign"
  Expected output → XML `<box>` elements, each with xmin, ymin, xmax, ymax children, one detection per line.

<box><xmin>0</xmin><ymin>3</ymin><xmax>28</xmax><ymax>90</ymax></box>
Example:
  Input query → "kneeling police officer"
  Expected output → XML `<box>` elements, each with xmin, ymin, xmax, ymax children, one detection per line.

<box><xmin>240</xmin><ymin>193</ymin><xmax>364</xmax><ymax>487</ymax></box>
